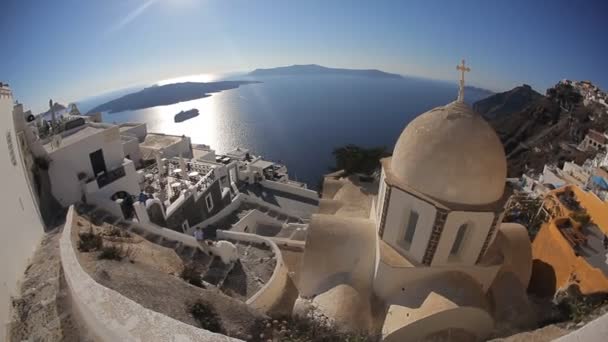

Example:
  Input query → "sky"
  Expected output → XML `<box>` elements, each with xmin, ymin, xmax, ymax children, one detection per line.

<box><xmin>1</xmin><ymin>0</ymin><xmax>607</xmax><ymax>113</ymax></box>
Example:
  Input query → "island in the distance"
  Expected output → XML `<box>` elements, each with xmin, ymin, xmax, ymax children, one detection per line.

<box><xmin>248</xmin><ymin>64</ymin><xmax>404</xmax><ymax>79</ymax></box>
<box><xmin>89</xmin><ymin>80</ymin><xmax>259</xmax><ymax>114</ymax></box>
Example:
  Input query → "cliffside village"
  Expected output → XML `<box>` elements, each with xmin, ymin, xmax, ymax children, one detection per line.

<box><xmin>510</xmin><ymin>80</ymin><xmax>608</xmax><ymax>303</ymax></box>
<box><xmin>4</xmin><ymin>72</ymin><xmax>608</xmax><ymax>342</ymax></box>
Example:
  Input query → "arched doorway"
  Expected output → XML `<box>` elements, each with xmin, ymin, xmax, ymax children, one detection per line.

<box><xmin>111</xmin><ymin>191</ymin><xmax>134</xmax><ymax>219</ymax></box>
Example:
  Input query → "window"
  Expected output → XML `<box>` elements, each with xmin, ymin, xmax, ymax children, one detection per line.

<box><xmin>450</xmin><ymin>223</ymin><xmax>468</xmax><ymax>257</ymax></box>
<box><xmin>205</xmin><ymin>193</ymin><xmax>214</xmax><ymax>211</ymax></box>
<box><xmin>402</xmin><ymin>210</ymin><xmax>419</xmax><ymax>250</ymax></box>
<box><xmin>89</xmin><ymin>149</ymin><xmax>106</xmax><ymax>176</ymax></box>
<box><xmin>6</xmin><ymin>131</ymin><xmax>17</xmax><ymax>166</ymax></box>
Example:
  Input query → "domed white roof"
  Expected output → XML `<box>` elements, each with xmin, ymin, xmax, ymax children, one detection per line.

<box><xmin>391</xmin><ymin>101</ymin><xmax>506</xmax><ymax>205</ymax></box>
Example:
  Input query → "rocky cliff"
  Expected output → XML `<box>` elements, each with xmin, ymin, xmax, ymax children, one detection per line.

<box><xmin>475</xmin><ymin>82</ymin><xmax>608</xmax><ymax>177</ymax></box>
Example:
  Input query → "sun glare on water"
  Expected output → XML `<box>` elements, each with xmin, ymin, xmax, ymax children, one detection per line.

<box><xmin>156</xmin><ymin>73</ymin><xmax>219</xmax><ymax>86</ymax></box>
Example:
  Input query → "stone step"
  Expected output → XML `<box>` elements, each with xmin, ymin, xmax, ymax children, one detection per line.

<box><xmin>174</xmin><ymin>243</ymin><xmax>187</xmax><ymax>255</ymax></box>
<box><xmin>179</xmin><ymin>246</ymin><xmax>194</xmax><ymax>258</ymax></box>
<box><xmin>152</xmin><ymin>235</ymin><xmax>164</xmax><ymax>245</ymax></box>
<box><xmin>202</xmin><ymin>257</ymin><xmax>235</xmax><ymax>287</ymax></box>
<box><xmin>276</xmin><ymin>225</ymin><xmax>297</xmax><ymax>238</ymax></box>
<box><xmin>159</xmin><ymin>239</ymin><xmax>179</xmax><ymax>249</ymax></box>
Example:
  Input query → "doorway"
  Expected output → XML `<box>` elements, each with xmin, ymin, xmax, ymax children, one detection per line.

<box><xmin>89</xmin><ymin>149</ymin><xmax>106</xmax><ymax>176</ymax></box>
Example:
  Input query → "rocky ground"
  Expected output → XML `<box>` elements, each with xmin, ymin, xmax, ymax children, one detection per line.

<box><xmin>72</xmin><ymin>214</ymin><xmax>272</xmax><ymax>338</ymax></box>
<box><xmin>221</xmin><ymin>241</ymin><xmax>276</xmax><ymax>301</ymax></box>
<box><xmin>7</xmin><ymin>229</ymin><xmax>89</xmax><ymax>342</ymax></box>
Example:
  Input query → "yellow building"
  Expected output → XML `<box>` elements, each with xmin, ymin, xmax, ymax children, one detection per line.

<box><xmin>531</xmin><ymin>185</ymin><xmax>608</xmax><ymax>296</ymax></box>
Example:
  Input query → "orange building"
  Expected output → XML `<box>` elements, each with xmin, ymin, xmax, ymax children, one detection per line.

<box><xmin>530</xmin><ymin>185</ymin><xmax>608</xmax><ymax>296</ymax></box>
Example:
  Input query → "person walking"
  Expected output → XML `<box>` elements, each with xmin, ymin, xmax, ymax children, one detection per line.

<box><xmin>194</xmin><ymin>226</ymin><xmax>204</xmax><ymax>242</ymax></box>
<box><xmin>194</xmin><ymin>227</ymin><xmax>210</xmax><ymax>255</ymax></box>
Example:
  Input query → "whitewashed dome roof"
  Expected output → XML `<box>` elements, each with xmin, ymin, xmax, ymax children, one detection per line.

<box><xmin>391</xmin><ymin>101</ymin><xmax>507</xmax><ymax>205</ymax></box>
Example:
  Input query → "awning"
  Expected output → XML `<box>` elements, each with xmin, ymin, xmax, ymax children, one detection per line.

<box><xmin>591</xmin><ymin>176</ymin><xmax>608</xmax><ymax>190</ymax></box>
<box><xmin>250</xmin><ymin>159</ymin><xmax>275</xmax><ymax>170</ymax></box>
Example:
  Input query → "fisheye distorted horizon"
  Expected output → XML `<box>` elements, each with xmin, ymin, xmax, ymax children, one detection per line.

<box><xmin>1</xmin><ymin>0</ymin><xmax>607</xmax><ymax>112</ymax></box>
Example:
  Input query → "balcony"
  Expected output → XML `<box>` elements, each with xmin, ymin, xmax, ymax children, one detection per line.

<box><xmin>96</xmin><ymin>165</ymin><xmax>126</xmax><ymax>188</ymax></box>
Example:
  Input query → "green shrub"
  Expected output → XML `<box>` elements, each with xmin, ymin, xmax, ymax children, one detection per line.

<box><xmin>78</xmin><ymin>231</ymin><xmax>102</xmax><ymax>252</ymax></box>
<box><xmin>190</xmin><ymin>301</ymin><xmax>223</xmax><ymax>333</ymax></box>
<box><xmin>180</xmin><ymin>264</ymin><xmax>203</xmax><ymax>288</ymax></box>
<box><xmin>97</xmin><ymin>245</ymin><xmax>123</xmax><ymax>261</ymax></box>
<box><xmin>104</xmin><ymin>226</ymin><xmax>132</xmax><ymax>238</ymax></box>
<box><xmin>332</xmin><ymin>144</ymin><xmax>389</xmax><ymax>176</ymax></box>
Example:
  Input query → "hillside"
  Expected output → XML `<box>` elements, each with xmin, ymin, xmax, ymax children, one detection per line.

<box><xmin>249</xmin><ymin>64</ymin><xmax>404</xmax><ymax>79</ymax></box>
<box><xmin>89</xmin><ymin>81</ymin><xmax>259</xmax><ymax>114</ymax></box>
<box><xmin>474</xmin><ymin>84</ymin><xmax>542</xmax><ymax>119</ymax></box>
<box><xmin>476</xmin><ymin>81</ymin><xmax>608</xmax><ymax>177</ymax></box>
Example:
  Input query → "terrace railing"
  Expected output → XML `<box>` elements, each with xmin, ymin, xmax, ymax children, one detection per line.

<box><xmin>96</xmin><ymin>165</ymin><xmax>126</xmax><ymax>188</ymax></box>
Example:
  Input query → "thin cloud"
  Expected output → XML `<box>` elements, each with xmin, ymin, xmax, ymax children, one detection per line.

<box><xmin>105</xmin><ymin>0</ymin><xmax>157</xmax><ymax>35</ymax></box>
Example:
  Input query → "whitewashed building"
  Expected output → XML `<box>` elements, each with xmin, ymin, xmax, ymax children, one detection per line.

<box><xmin>296</xmin><ymin>62</ymin><xmax>534</xmax><ymax>341</ymax></box>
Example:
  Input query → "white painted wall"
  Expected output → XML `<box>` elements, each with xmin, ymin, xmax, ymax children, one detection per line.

<box><xmin>563</xmin><ymin>161</ymin><xmax>591</xmax><ymax>185</ymax></box>
<box><xmin>119</xmin><ymin>123</ymin><xmax>147</xmax><ymax>142</ymax></box>
<box><xmin>140</xmin><ymin>133</ymin><xmax>192</xmax><ymax>160</ymax></box>
<box><xmin>84</xmin><ymin>159</ymin><xmax>140</xmax><ymax>199</ymax></box>
<box><xmin>382</xmin><ymin>187</ymin><xmax>437</xmax><ymax>264</ymax></box>
<box><xmin>260</xmin><ymin>179</ymin><xmax>319</xmax><ymax>200</ymax></box>
<box><xmin>189</xmin><ymin>194</ymin><xmax>245</xmax><ymax>233</ymax></box>
<box><xmin>555</xmin><ymin>311</ymin><xmax>608</xmax><ymax>342</ymax></box>
<box><xmin>375</xmin><ymin>170</ymin><xmax>387</xmax><ymax>224</ymax></box>
<box><xmin>431</xmin><ymin>211</ymin><xmax>495</xmax><ymax>266</ymax></box>
<box><xmin>217</xmin><ymin>230</ymin><xmax>288</xmax><ymax>312</ymax></box>
<box><xmin>60</xmin><ymin>207</ymin><xmax>240</xmax><ymax>341</ymax></box>
<box><xmin>232</xmin><ymin>209</ymin><xmax>284</xmax><ymax>234</ymax></box>
<box><xmin>373</xmin><ymin>256</ymin><xmax>501</xmax><ymax>301</ymax></box>
<box><xmin>121</xmin><ymin>136</ymin><xmax>143</xmax><ymax>168</ymax></box>
<box><xmin>47</xmin><ymin>125</ymin><xmax>125</xmax><ymax>206</ymax></box>
<box><xmin>0</xmin><ymin>93</ymin><xmax>45</xmax><ymax>338</ymax></box>
<box><xmin>541</xmin><ymin>165</ymin><xmax>566</xmax><ymax>188</ymax></box>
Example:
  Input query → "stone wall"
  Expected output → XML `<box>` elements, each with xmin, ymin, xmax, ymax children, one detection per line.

<box><xmin>60</xmin><ymin>206</ymin><xmax>240</xmax><ymax>342</ymax></box>
<box><xmin>217</xmin><ymin>230</ymin><xmax>289</xmax><ymax>312</ymax></box>
<box><xmin>164</xmin><ymin>180</ymin><xmax>228</xmax><ymax>232</ymax></box>
<box><xmin>1</xmin><ymin>96</ymin><xmax>45</xmax><ymax>339</ymax></box>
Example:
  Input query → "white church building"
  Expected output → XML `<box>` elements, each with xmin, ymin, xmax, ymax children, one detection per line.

<box><xmin>295</xmin><ymin>61</ymin><xmax>534</xmax><ymax>341</ymax></box>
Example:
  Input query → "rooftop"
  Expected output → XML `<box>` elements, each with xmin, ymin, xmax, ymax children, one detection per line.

<box><xmin>240</xmin><ymin>184</ymin><xmax>319</xmax><ymax>219</ymax></box>
<box><xmin>140</xmin><ymin>133</ymin><xmax>184</xmax><ymax>150</ymax></box>
<box><xmin>42</xmin><ymin>125</ymin><xmax>108</xmax><ymax>153</ymax></box>
<box><xmin>119</xmin><ymin>122</ymin><xmax>145</xmax><ymax>130</ymax></box>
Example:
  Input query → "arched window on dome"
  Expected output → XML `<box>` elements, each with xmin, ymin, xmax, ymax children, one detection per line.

<box><xmin>450</xmin><ymin>223</ymin><xmax>469</xmax><ymax>258</ymax></box>
<box><xmin>401</xmin><ymin>210</ymin><xmax>419</xmax><ymax>251</ymax></box>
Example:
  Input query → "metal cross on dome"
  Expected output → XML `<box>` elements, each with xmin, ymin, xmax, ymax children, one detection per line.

<box><xmin>456</xmin><ymin>59</ymin><xmax>471</xmax><ymax>103</ymax></box>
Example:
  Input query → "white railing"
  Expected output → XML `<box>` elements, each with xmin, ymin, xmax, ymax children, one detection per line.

<box><xmin>260</xmin><ymin>179</ymin><xmax>319</xmax><ymax>200</ymax></box>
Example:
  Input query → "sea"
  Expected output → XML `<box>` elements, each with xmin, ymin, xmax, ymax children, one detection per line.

<box><xmin>77</xmin><ymin>73</ymin><xmax>493</xmax><ymax>189</ymax></box>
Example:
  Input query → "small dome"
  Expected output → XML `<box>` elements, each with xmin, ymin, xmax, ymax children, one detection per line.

<box><xmin>391</xmin><ymin>101</ymin><xmax>506</xmax><ymax>205</ymax></box>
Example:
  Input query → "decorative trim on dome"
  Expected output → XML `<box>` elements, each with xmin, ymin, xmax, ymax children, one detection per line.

<box><xmin>378</xmin><ymin>183</ymin><xmax>392</xmax><ymax>239</ymax></box>
<box><xmin>476</xmin><ymin>212</ymin><xmax>501</xmax><ymax>264</ymax></box>
<box><xmin>422</xmin><ymin>208</ymin><xmax>448</xmax><ymax>265</ymax></box>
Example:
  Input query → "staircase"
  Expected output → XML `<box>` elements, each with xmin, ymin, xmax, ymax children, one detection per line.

<box><xmin>113</xmin><ymin>216</ymin><xmax>239</xmax><ymax>290</ymax></box>
<box><xmin>202</xmin><ymin>257</ymin><xmax>236</xmax><ymax>287</ymax></box>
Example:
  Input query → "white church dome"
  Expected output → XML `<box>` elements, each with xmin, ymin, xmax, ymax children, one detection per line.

<box><xmin>391</xmin><ymin>100</ymin><xmax>507</xmax><ymax>205</ymax></box>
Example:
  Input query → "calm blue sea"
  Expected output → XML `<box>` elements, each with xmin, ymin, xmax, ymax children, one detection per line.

<box><xmin>78</xmin><ymin>75</ymin><xmax>492</xmax><ymax>189</ymax></box>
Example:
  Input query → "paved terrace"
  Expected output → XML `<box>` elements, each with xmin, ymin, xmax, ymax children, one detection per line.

<box><xmin>141</xmin><ymin>159</ymin><xmax>216</xmax><ymax>203</ymax></box>
<box><xmin>578</xmin><ymin>224</ymin><xmax>608</xmax><ymax>277</ymax></box>
<box><xmin>240</xmin><ymin>184</ymin><xmax>319</xmax><ymax>219</ymax></box>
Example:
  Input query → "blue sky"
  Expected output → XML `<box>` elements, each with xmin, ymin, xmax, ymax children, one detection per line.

<box><xmin>2</xmin><ymin>0</ymin><xmax>607</xmax><ymax>113</ymax></box>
